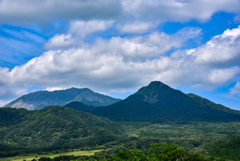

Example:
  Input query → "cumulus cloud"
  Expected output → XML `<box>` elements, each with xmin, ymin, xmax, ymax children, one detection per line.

<box><xmin>1</xmin><ymin>25</ymin><xmax>240</xmax><ymax>104</ymax></box>
<box><xmin>69</xmin><ymin>20</ymin><xmax>114</xmax><ymax>38</ymax></box>
<box><xmin>117</xmin><ymin>22</ymin><xmax>154</xmax><ymax>34</ymax></box>
<box><xmin>230</xmin><ymin>82</ymin><xmax>240</xmax><ymax>95</ymax></box>
<box><xmin>45</xmin><ymin>20</ymin><xmax>114</xmax><ymax>49</ymax></box>
<box><xmin>190</xmin><ymin>26</ymin><xmax>240</xmax><ymax>67</ymax></box>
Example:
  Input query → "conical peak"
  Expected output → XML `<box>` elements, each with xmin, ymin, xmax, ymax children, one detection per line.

<box><xmin>146</xmin><ymin>81</ymin><xmax>170</xmax><ymax>90</ymax></box>
<box><xmin>148</xmin><ymin>81</ymin><xmax>165</xmax><ymax>87</ymax></box>
<box><xmin>136</xmin><ymin>81</ymin><xmax>169</xmax><ymax>95</ymax></box>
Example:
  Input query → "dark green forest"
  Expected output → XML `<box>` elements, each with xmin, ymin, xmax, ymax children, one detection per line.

<box><xmin>1</xmin><ymin>106</ymin><xmax>240</xmax><ymax>160</ymax></box>
<box><xmin>0</xmin><ymin>106</ymin><xmax>124</xmax><ymax>157</ymax></box>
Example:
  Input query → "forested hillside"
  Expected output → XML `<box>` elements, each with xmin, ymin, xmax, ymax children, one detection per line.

<box><xmin>92</xmin><ymin>81</ymin><xmax>240</xmax><ymax>123</ymax></box>
<box><xmin>64</xmin><ymin>101</ymin><xmax>95</xmax><ymax>112</ymax></box>
<box><xmin>0</xmin><ymin>106</ymin><xmax>124</xmax><ymax>157</ymax></box>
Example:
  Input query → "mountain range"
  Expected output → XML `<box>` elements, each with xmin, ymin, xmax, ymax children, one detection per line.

<box><xmin>1</xmin><ymin>81</ymin><xmax>240</xmax><ymax>157</ymax></box>
<box><xmin>4</xmin><ymin>88</ymin><xmax>121</xmax><ymax>110</ymax></box>
<box><xmin>3</xmin><ymin>81</ymin><xmax>240</xmax><ymax>123</ymax></box>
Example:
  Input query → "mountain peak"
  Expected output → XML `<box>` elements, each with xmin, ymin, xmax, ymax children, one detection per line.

<box><xmin>136</xmin><ymin>81</ymin><xmax>171</xmax><ymax>95</ymax></box>
<box><xmin>148</xmin><ymin>81</ymin><xmax>167</xmax><ymax>88</ymax></box>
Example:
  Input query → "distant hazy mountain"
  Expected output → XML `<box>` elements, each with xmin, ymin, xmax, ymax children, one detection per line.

<box><xmin>92</xmin><ymin>81</ymin><xmax>240</xmax><ymax>123</ymax></box>
<box><xmin>4</xmin><ymin>88</ymin><xmax>121</xmax><ymax>110</ymax></box>
<box><xmin>0</xmin><ymin>106</ymin><xmax>124</xmax><ymax>153</ymax></box>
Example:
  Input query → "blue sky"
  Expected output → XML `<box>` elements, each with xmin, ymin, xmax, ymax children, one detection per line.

<box><xmin>0</xmin><ymin>0</ymin><xmax>240</xmax><ymax>110</ymax></box>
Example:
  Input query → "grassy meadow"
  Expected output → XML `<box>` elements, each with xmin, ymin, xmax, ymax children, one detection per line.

<box><xmin>0</xmin><ymin>149</ymin><xmax>102</xmax><ymax>161</ymax></box>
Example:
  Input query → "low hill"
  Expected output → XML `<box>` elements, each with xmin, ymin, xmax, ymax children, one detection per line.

<box><xmin>4</xmin><ymin>88</ymin><xmax>121</xmax><ymax>110</ymax></box>
<box><xmin>92</xmin><ymin>81</ymin><xmax>240</xmax><ymax>123</ymax></box>
<box><xmin>64</xmin><ymin>101</ymin><xmax>95</xmax><ymax>112</ymax></box>
<box><xmin>0</xmin><ymin>106</ymin><xmax>124</xmax><ymax>156</ymax></box>
<box><xmin>0</xmin><ymin>107</ymin><xmax>30</xmax><ymax>127</ymax></box>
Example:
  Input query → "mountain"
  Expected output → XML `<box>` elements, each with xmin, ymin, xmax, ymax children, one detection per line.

<box><xmin>4</xmin><ymin>88</ymin><xmax>121</xmax><ymax>110</ymax></box>
<box><xmin>64</xmin><ymin>101</ymin><xmax>95</xmax><ymax>112</ymax></box>
<box><xmin>0</xmin><ymin>106</ymin><xmax>124</xmax><ymax>155</ymax></box>
<box><xmin>92</xmin><ymin>81</ymin><xmax>240</xmax><ymax>123</ymax></box>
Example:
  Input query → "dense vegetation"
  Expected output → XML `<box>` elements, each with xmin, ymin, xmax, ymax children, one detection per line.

<box><xmin>1</xmin><ymin>112</ymin><xmax>240</xmax><ymax>160</ymax></box>
<box><xmin>0</xmin><ymin>106</ymin><xmax>124</xmax><ymax>157</ymax></box>
<box><xmin>64</xmin><ymin>101</ymin><xmax>95</xmax><ymax>112</ymax></box>
<box><xmin>204</xmin><ymin>135</ymin><xmax>240</xmax><ymax>160</ymax></box>
<box><xmin>31</xmin><ymin>144</ymin><xmax>229</xmax><ymax>161</ymax></box>
<box><xmin>92</xmin><ymin>81</ymin><xmax>240</xmax><ymax>123</ymax></box>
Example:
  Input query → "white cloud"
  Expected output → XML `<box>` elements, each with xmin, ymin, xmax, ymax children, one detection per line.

<box><xmin>45</xmin><ymin>34</ymin><xmax>73</xmax><ymax>49</ymax></box>
<box><xmin>0</xmin><ymin>100</ymin><xmax>11</xmax><ymax>107</ymax></box>
<box><xmin>122</xmin><ymin>0</ymin><xmax>240</xmax><ymax>22</ymax></box>
<box><xmin>117</xmin><ymin>22</ymin><xmax>154</xmax><ymax>34</ymax></box>
<box><xmin>230</xmin><ymin>82</ymin><xmax>240</xmax><ymax>95</ymax></box>
<box><xmin>45</xmin><ymin>20</ymin><xmax>113</xmax><ymax>49</ymax></box>
<box><xmin>69</xmin><ymin>20</ymin><xmax>113</xmax><ymax>38</ymax></box>
<box><xmin>208</xmin><ymin>68</ymin><xmax>240</xmax><ymax>85</ymax></box>
<box><xmin>191</xmin><ymin>25</ymin><xmax>240</xmax><ymax>66</ymax></box>
<box><xmin>1</xmin><ymin>25</ymin><xmax>240</xmax><ymax>104</ymax></box>
<box><xmin>45</xmin><ymin>87</ymin><xmax>67</xmax><ymax>91</ymax></box>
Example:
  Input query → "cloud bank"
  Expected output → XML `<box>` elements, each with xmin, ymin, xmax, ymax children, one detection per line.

<box><xmin>1</xmin><ymin>23</ymin><xmax>240</xmax><ymax>102</ymax></box>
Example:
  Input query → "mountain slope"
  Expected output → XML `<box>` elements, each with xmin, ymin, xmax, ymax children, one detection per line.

<box><xmin>0</xmin><ymin>106</ymin><xmax>124</xmax><ymax>154</ymax></box>
<box><xmin>92</xmin><ymin>81</ymin><xmax>240</xmax><ymax>123</ymax></box>
<box><xmin>4</xmin><ymin>88</ymin><xmax>121</xmax><ymax>110</ymax></box>
<box><xmin>187</xmin><ymin>93</ymin><xmax>240</xmax><ymax>115</ymax></box>
<box><xmin>64</xmin><ymin>101</ymin><xmax>95</xmax><ymax>112</ymax></box>
<box><xmin>0</xmin><ymin>107</ymin><xmax>29</xmax><ymax>127</ymax></box>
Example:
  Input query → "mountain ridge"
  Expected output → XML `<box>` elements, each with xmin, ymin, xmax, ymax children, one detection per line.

<box><xmin>4</xmin><ymin>87</ymin><xmax>121</xmax><ymax>110</ymax></box>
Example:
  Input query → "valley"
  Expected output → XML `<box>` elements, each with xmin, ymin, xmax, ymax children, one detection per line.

<box><xmin>1</xmin><ymin>81</ymin><xmax>240</xmax><ymax>160</ymax></box>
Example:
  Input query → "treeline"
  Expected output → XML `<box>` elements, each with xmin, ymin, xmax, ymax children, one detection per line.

<box><xmin>36</xmin><ymin>143</ymin><xmax>228</xmax><ymax>161</ymax></box>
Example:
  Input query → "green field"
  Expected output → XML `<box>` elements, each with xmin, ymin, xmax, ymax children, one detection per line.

<box><xmin>0</xmin><ymin>149</ymin><xmax>102</xmax><ymax>161</ymax></box>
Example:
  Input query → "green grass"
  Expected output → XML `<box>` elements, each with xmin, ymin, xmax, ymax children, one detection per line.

<box><xmin>0</xmin><ymin>149</ymin><xmax>103</xmax><ymax>161</ymax></box>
